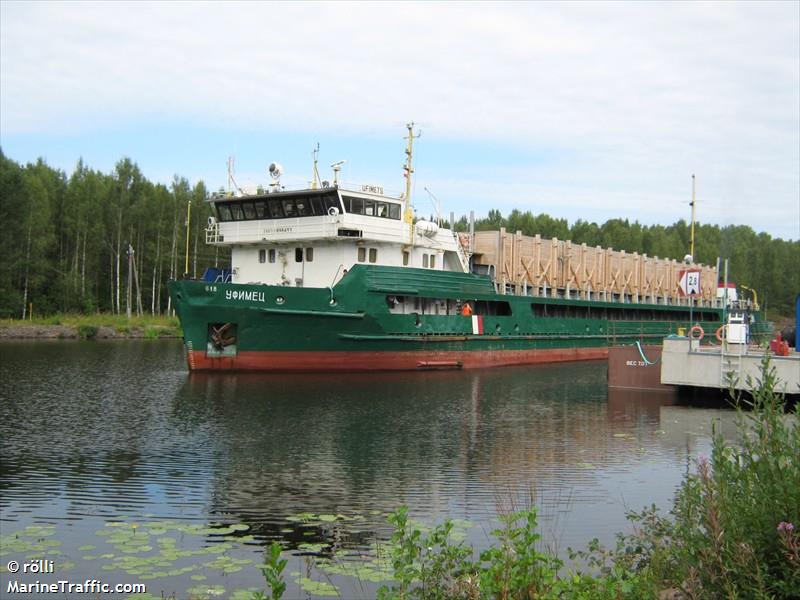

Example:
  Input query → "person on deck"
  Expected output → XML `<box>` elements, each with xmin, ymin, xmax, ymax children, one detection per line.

<box><xmin>461</xmin><ymin>302</ymin><xmax>473</xmax><ymax>317</ymax></box>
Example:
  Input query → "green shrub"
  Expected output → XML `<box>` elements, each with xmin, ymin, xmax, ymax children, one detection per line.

<box><xmin>585</xmin><ymin>352</ymin><xmax>800</xmax><ymax>599</ymax></box>
<box><xmin>77</xmin><ymin>324</ymin><xmax>98</xmax><ymax>339</ymax></box>
<box><xmin>253</xmin><ymin>542</ymin><xmax>287</xmax><ymax>600</ymax></box>
<box><xmin>665</xmin><ymin>353</ymin><xmax>799</xmax><ymax>598</ymax></box>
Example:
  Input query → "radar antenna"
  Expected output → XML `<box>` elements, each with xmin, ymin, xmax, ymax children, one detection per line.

<box><xmin>331</xmin><ymin>160</ymin><xmax>346</xmax><ymax>186</ymax></box>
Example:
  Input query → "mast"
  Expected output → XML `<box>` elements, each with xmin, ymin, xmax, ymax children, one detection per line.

<box><xmin>184</xmin><ymin>198</ymin><xmax>191</xmax><ymax>278</ymax></box>
<box><xmin>403</xmin><ymin>122</ymin><xmax>420</xmax><ymax>240</ymax></box>
<box><xmin>311</xmin><ymin>143</ymin><xmax>320</xmax><ymax>189</ymax></box>
<box><xmin>690</xmin><ymin>174</ymin><xmax>696</xmax><ymax>260</ymax></box>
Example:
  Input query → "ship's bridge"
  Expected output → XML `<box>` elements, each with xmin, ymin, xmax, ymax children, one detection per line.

<box><xmin>207</xmin><ymin>187</ymin><xmax>407</xmax><ymax>246</ymax></box>
<box><xmin>206</xmin><ymin>186</ymin><xmax>469</xmax><ymax>287</ymax></box>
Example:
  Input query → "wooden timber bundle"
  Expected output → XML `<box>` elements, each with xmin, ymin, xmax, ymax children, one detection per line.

<box><xmin>469</xmin><ymin>228</ymin><xmax>718</xmax><ymax>306</ymax></box>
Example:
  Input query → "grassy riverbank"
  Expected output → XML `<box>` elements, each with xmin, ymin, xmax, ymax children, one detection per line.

<box><xmin>0</xmin><ymin>313</ymin><xmax>181</xmax><ymax>339</ymax></box>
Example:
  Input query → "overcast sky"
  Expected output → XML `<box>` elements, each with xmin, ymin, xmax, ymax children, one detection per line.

<box><xmin>2</xmin><ymin>1</ymin><xmax>798</xmax><ymax>240</ymax></box>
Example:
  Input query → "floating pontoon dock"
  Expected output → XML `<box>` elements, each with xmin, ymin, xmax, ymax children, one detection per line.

<box><xmin>660</xmin><ymin>338</ymin><xmax>799</xmax><ymax>395</ymax></box>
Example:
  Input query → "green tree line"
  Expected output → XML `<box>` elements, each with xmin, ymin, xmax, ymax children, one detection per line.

<box><xmin>0</xmin><ymin>150</ymin><xmax>227</xmax><ymax>319</ymax></box>
<box><xmin>1</xmin><ymin>150</ymin><xmax>797</xmax><ymax>319</ymax></box>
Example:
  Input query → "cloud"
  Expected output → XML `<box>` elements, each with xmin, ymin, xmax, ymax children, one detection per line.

<box><xmin>1</xmin><ymin>1</ymin><xmax>798</xmax><ymax>238</ymax></box>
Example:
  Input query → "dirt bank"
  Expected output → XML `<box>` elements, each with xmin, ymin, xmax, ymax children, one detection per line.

<box><xmin>0</xmin><ymin>324</ymin><xmax>180</xmax><ymax>340</ymax></box>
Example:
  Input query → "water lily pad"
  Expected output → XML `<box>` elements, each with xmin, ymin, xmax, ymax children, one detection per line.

<box><xmin>186</xmin><ymin>584</ymin><xmax>225</xmax><ymax>598</ymax></box>
<box><xmin>451</xmin><ymin>519</ymin><xmax>475</xmax><ymax>529</ymax></box>
<box><xmin>295</xmin><ymin>577</ymin><xmax>338</xmax><ymax>596</ymax></box>
<box><xmin>286</xmin><ymin>512</ymin><xmax>317</xmax><ymax>522</ymax></box>
<box><xmin>229</xmin><ymin>591</ymin><xmax>260</xmax><ymax>600</ymax></box>
<box><xmin>190</xmin><ymin>574</ymin><xmax>207</xmax><ymax>581</ymax></box>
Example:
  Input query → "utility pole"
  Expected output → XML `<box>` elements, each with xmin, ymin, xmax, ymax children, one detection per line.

<box><xmin>126</xmin><ymin>243</ymin><xmax>133</xmax><ymax>320</ymax></box>
<box><xmin>690</xmin><ymin>174</ymin><xmax>697</xmax><ymax>261</ymax></box>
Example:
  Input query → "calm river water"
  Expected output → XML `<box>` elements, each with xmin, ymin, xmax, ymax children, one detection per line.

<box><xmin>0</xmin><ymin>340</ymin><xmax>737</xmax><ymax>599</ymax></box>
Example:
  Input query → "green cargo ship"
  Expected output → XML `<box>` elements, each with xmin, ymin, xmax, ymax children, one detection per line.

<box><xmin>169</xmin><ymin>125</ymin><xmax>762</xmax><ymax>372</ymax></box>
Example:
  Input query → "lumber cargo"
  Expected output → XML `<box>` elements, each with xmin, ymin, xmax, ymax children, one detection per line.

<box><xmin>468</xmin><ymin>228</ymin><xmax>718</xmax><ymax>306</ymax></box>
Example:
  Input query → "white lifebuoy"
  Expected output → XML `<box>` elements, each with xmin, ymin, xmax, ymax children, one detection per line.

<box><xmin>328</xmin><ymin>206</ymin><xmax>339</xmax><ymax>216</ymax></box>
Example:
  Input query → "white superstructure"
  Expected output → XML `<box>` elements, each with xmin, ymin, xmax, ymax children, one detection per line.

<box><xmin>205</xmin><ymin>185</ymin><xmax>470</xmax><ymax>287</ymax></box>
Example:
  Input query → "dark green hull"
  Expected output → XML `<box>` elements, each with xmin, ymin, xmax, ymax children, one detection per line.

<box><xmin>168</xmin><ymin>265</ymin><xmax>750</xmax><ymax>371</ymax></box>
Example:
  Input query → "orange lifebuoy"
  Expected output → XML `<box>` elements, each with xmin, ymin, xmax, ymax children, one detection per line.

<box><xmin>689</xmin><ymin>325</ymin><xmax>704</xmax><ymax>340</ymax></box>
<box><xmin>715</xmin><ymin>325</ymin><xmax>726</xmax><ymax>342</ymax></box>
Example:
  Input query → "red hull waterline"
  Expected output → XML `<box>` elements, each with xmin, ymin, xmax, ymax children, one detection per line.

<box><xmin>187</xmin><ymin>347</ymin><xmax>609</xmax><ymax>372</ymax></box>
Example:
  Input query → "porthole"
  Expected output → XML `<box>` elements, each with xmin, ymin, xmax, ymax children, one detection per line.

<box><xmin>276</xmin><ymin>296</ymin><xmax>285</xmax><ymax>305</ymax></box>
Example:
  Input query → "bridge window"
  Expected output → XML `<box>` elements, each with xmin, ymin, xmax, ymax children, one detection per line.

<box><xmin>296</xmin><ymin>198</ymin><xmax>310</xmax><ymax>216</ymax></box>
<box><xmin>216</xmin><ymin>204</ymin><xmax>233</xmax><ymax>221</ymax></box>
<box><xmin>259</xmin><ymin>249</ymin><xmax>266</xmax><ymax>263</ymax></box>
<box><xmin>358</xmin><ymin>247</ymin><xmax>366</xmax><ymax>262</ymax></box>
<box><xmin>306</xmin><ymin>248</ymin><xmax>314</xmax><ymax>262</ymax></box>
<box><xmin>254</xmin><ymin>200</ymin><xmax>267</xmax><ymax>218</ymax></box>
<box><xmin>403</xmin><ymin>251</ymin><xmax>409</xmax><ymax>266</ymax></box>
<box><xmin>268</xmin><ymin>249</ymin><xmax>276</xmax><ymax>263</ymax></box>
<box><xmin>311</xmin><ymin>196</ymin><xmax>325</xmax><ymax>214</ymax></box>
<box><xmin>422</xmin><ymin>254</ymin><xmax>429</xmax><ymax>268</ymax></box>
<box><xmin>267</xmin><ymin>199</ymin><xmax>284</xmax><ymax>218</ymax></box>
<box><xmin>215</xmin><ymin>191</ymin><xmax>342</xmax><ymax>222</ymax></box>
<box><xmin>282</xmin><ymin>199</ymin><xmax>297</xmax><ymax>218</ymax></box>
<box><xmin>295</xmin><ymin>248</ymin><xmax>303</xmax><ymax>262</ymax></box>
<box><xmin>323</xmin><ymin>194</ymin><xmax>342</xmax><ymax>213</ymax></box>
<box><xmin>430</xmin><ymin>254</ymin><xmax>436</xmax><ymax>269</ymax></box>
<box><xmin>349</xmin><ymin>197</ymin><xmax>364</xmax><ymax>214</ymax></box>
<box><xmin>342</xmin><ymin>195</ymin><xmax>402</xmax><ymax>220</ymax></box>
<box><xmin>369</xmin><ymin>248</ymin><xmax>377</xmax><ymax>263</ymax></box>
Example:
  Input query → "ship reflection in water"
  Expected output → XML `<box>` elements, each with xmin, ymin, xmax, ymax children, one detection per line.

<box><xmin>176</xmin><ymin>359</ymin><xmax>736</xmax><ymax>553</ymax></box>
<box><xmin>0</xmin><ymin>341</ymin><xmax>738</xmax><ymax>559</ymax></box>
